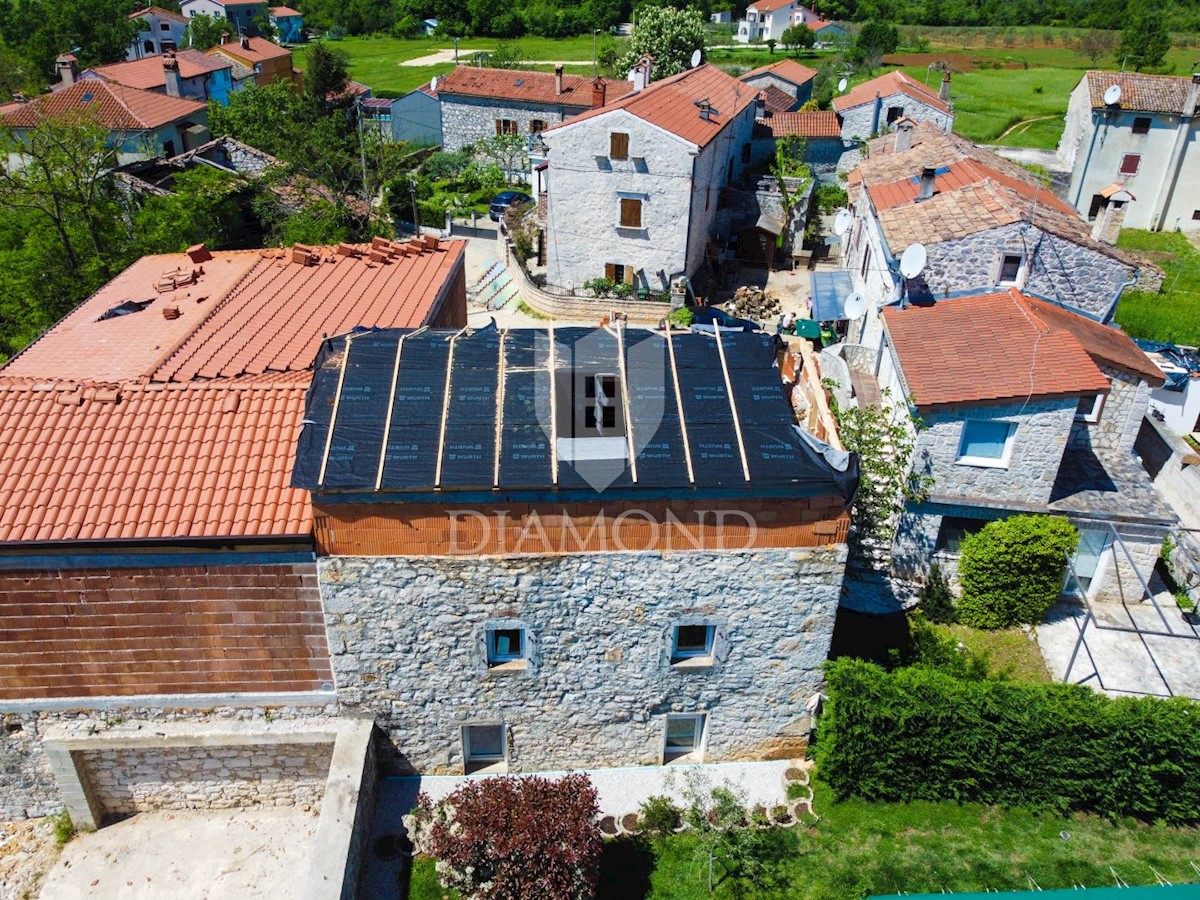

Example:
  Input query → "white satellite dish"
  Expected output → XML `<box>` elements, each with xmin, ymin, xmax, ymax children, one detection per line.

<box><xmin>899</xmin><ymin>243</ymin><xmax>927</xmax><ymax>280</ymax></box>
<box><xmin>833</xmin><ymin>209</ymin><xmax>852</xmax><ymax>236</ymax></box>
<box><xmin>843</xmin><ymin>293</ymin><xmax>867</xmax><ymax>319</ymax></box>
<box><xmin>837</xmin><ymin>77</ymin><xmax>848</xmax><ymax>93</ymax></box>
<box><xmin>430</xmin><ymin>76</ymin><xmax>438</xmax><ymax>92</ymax></box>
<box><xmin>1103</xmin><ymin>83</ymin><xmax>1122</xmax><ymax>106</ymax></box>
<box><xmin>690</xmin><ymin>49</ymin><xmax>702</xmax><ymax>68</ymax></box>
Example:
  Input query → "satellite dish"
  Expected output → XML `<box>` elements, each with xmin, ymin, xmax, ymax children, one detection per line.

<box><xmin>837</xmin><ymin>77</ymin><xmax>848</xmax><ymax>93</ymax></box>
<box><xmin>1103</xmin><ymin>83</ymin><xmax>1122</xmax><ymax>106</ymax></box>
<box><xmin>843</xmin><ymin>293</ymin><xmax>867</xmax><ymax>319</ymax></box>
<box><xmin>430</xmin><ymin>76</ymin><xmax>438</xmax><ymax>92</ymax></box>
<box><xmin>899</xmin><ymin>243</ymin><xmax>927</xmax><ymax>280</ymax></box>
<box><xmin>833</xmin><ymin>209</ymin><xmax>852</xmax><ymax>236</ymax></box>
<box><xmin>690</xmin><ymin>49</ymin><xmax>702</xmax><ymax>68</ymax></box>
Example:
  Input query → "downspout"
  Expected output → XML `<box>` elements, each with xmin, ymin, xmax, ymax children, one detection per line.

<box><xmin>870</xmin><ymin>91</ymin><xmax>881</xmax><ymax>137</ymax></box>
<box><xmin>1151</xmin><ymin>73</ymin><xmax>1200</xmax><ymax>231</ymax></box>
<box><xmin>1072</xmin><ymin>109</ymin><xmax>1103</xmax><ymax>208</ymax></box>
<box><xmin>1101</xmin><ymin>270</ymin><xmax>1140</xmax><ymax>324</ymax></box>
<box><xmin>683</xmin><ymin>147</ymin><xmax>699</xmax><ymax>290</ymax></box>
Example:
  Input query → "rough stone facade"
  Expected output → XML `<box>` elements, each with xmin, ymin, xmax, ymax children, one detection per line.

<box><xmin>441</xmin><ymin>95</ymin><xmax>589</xmax><ymax>152</ymax></box>
<box><xmin>319</xmin><ymin>546</ymin><xmax>847</xmax><ymax>774</ymax></box>
<box><xmin>1067</xmin><ymin>367</ymin><xmax>1150</xmax><ymax>455</ymax></box>
<box><xmin>77</xmin><ymin>742</ymin><xmax>331</xmax><ymax>817</ymax></box>
<box><xmin>838</xmin><ymin>93</ymin><xmax>953</xmax><ymax>142</ymax></box>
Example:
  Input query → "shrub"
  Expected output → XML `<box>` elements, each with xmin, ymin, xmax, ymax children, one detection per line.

<box><xmin>816</xmin><ymin>657</ymin><xmax>1200</xmax><ymax>823</ymax></box>
<box><xmin>667</xmin><ymin>306</ymin><xmax>694</xmax><ymax>328</ymax></box>
<box><xmin>583</xmin><ymin>277</ymin><xmax>617</xmax><ymax>297</ymax></box>
<box><xmin>957</xmin><ymin>515</ymin><xmax>1077</xmax><ymax>629</ymax></box>
<box><xmin>638</xmin><ymin>794</ymin><xmax>683</xmax><ymax>837</ymax></box>
<box><xmin>918</xmin><ymin>562</ymin><xmax>957</xmax><ymax>624</ymax></box>
<box><xmin>415</xmin><ymin>774</ymin><xmax>601</xmax><ymax>899</ymax></box>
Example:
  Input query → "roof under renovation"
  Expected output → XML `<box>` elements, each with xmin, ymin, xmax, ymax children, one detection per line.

<box><xmin>292</xmin><ymin>325</ymin><xmax>858</xmax><ymax>501</ymax></box>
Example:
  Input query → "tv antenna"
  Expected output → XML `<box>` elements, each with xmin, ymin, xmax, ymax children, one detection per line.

<box><xmin>1103</xmin><ymin>83</ymin><xmax>1122</xmax><ymax>106</ymax></box>
<box><xmin>690</xmin><ymin>49</ymin><xmax>702</xmax><ymax>68</ymax></box>
<box><xmin>843</xmin><ymin>293</ymin><xmax>866</xmax><ymax>319</ymax></box>
<box><xmin>833</xmin><ymin>209</ymin><xmax>852</xmax><ymax>236</ymax></box>
<box><xmin>837</xmin><ymin>77</ymin><xmax>848</xmax><ymax>93</ymax></box>
<box><xmin>899</xmin><ymin>243</ymin><xmax>927</xmax><ymax>280</ymax></box>
<box><xmin>430</xmin><ymin>76</ymin><xmax>438</xmax><ymax>92</ymax></box>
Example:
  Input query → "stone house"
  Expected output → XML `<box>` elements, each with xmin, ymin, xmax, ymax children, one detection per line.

<box><xmin>753</xmin><ymin>109</ymin><xmax>847</xmax><ymax>180</ymax></box>
<box><xmin>735</xmin><ymin>0</ymin><xmax>822</xmax><ymax>43</ymax></box>
<box><xmin>833</xmin><ymin>70</ymin><xmax>953</xmax><ymax>142</ymax></box>
<box><xmin>1059</xmin><ymin>71</ymin><xmax>1200</xmax><ymax>233</ymax></box>
<box><xmin>740</xmin><ymin>58</ymin><xmax>817</xmax><ymax>109</ymax></box>
<box><xmin>84</xmin><ymin>49</ymin><xmax>236</xmax><ymax>106</ymax></box>
<box><xmin>872</xmin><ymin>288</ymin><xmax>1172</xmax><ymax>603</ymax></box>
<box><xmin>0</xmin><ymin>238</ymin><xmax>467</xmax><ymax>822</ymax></box>
<box><xmin>290</xmin><ymin>324</ymin><xmax>858</xmax><ymax>773</ymax></box>
<box><xmin>126</xmin><ymin>5</ymin><xmax>187</xmax><ymax>60</ymax></box>
<box><xmin>206</xmin><ymin>34</ymin><xmax>298</xmax><ymax>89</ymax></box>
<box><xmin>842</xmin><ymin>122</ymin><xmax>1142</xmax><ymax>348</ymax></box>
<box><xmin>541</xmin><ymin>62</ymin><xmax>758</xmax><ymax>293</ymax></box>
<box><xmin>437</xmin><ymin>65</ymin><xmax>632</xmax><ymax>152</ymax></box>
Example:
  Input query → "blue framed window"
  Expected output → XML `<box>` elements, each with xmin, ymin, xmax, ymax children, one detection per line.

<box><xmin>957</xmin><ymin>420</ymin><xmax>1015</xmax><ymax>467</ymax></box>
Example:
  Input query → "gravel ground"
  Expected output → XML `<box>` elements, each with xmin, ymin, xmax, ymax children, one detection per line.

<box><xmin>0</xmin><ymin>818</ymin><xmax>62</xmax><ymax>900</ymax></box>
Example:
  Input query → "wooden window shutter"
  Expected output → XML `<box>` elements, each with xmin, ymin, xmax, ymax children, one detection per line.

<box><xmin>624</xmin><ymin>266</ymin><xmax>635</xmax><ymax>285</ymax></box>
<box><xmin>495</xmin><ymin>119</ymin><xmax>502</xmax><ymax>136</ymax></box>
<box><xmin>619</xmin><ymin>198</ymin><xmax>641</xmax><ymax>228</ymax></box>
<box><xmin>610</xmin><ymin>132</ymin><xmax>629</xmax><ymax>160</ymax></box>
<box><xmin>605</xmin><ymin>263</ymin><xmax>617</xmax><ymax>281</ymax></box>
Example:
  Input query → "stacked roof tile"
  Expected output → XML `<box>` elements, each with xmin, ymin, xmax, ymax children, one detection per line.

<box><xmin>0</xmin><ymin>80</ymin><xmax>205</xmax><ymax>131</ymax></box>
<box><xmin>437</xmin><ymin>66</ymin><xmax>631</xmax><ymax>107</ymax></box>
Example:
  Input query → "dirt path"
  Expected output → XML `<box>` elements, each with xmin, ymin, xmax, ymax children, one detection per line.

<box><xmin>997</xmin><ymin>115</ymin><xmax>1057</xmax><ymax>141</ymax></box>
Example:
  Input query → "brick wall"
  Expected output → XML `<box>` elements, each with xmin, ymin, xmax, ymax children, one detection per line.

<box><xmin>0</xmin><ymin>562</ymin><xmax>333</xmax><ymax>699</ymax></box>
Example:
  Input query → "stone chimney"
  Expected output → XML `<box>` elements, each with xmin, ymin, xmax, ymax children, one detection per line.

<box><xmin>894</xmin><ymin>117</ymin><xmax>914</xmax><ymax>153</ymax></box>
<box><xmin>162</xmin><ymin>52</ymin><xmax>183</xmax><ymax>98</ymax></box>
<box><xmin>917</xmin><ymin>165</ymin><xmax>937</xmax><ymax>201</ymax></box>
<box><xmin>220</xmin><ymin>31</ymin><xmax>230</xmax><ymax>45</ymax></box>
<box><xmin>55</xmin><ymin>53</ymin><xmax>78</xmax><ymax>88</ymax></box>
<box><xmin>591</xmin><ymin>76</ymin><xmax>606</xmax><ymax>108</ymax></box>
<box><xmin>628</xmin><ymin>54</ymin><xmax>654</xmax><ymax>92</ymax></box>
<box><xmin>555</xmin><ymin>64</ymin><xmax>563</xmax><ymax>96</ymax></box>
<box><xmin>939</xmin><ymin>72</ymin><xmax>951</xmax><ymax>102</ymax></box>
<box><xmin>1092</xmin><ymin>189</ymin><xmax>1133</xmax><ymax>245</ymax></box>
<box><xmin>240</xmin><ymin>34</ymin><xmax>251</xmax><ymax>50</ymax></box>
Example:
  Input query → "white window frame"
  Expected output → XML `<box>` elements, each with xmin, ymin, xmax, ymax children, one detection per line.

<box><xmin>486</xmin><ymin>627</ymin><xmax>526</xmax><ymax>665</ymax></box>
<box><xmin>663</xmin><ymin>713</ymin><xmax>707</xmax><ymax>763</ymax></box>
<box><xmin>955</xmin><ymin>419</ymin><xmax>1017</xmax><ymax>469</ymax></box>
<box><xmin>1075</xmin><ymin>393</ymin><xmax>1105</xmax><ymax>424</ymax></box>
<box><xmin>671</xmin><ymin>624</ymin><xmax>715</xmax><ymax>662</ymax></box>
<box><xmin>996</xmin><ymin>252</ymin><xmax>1025</xmax><ymax>286</ymax></box>
<box><xmin>462</xmin><ymin>723</ymin><xmax>507</xmax><ymax>772</ymax></box>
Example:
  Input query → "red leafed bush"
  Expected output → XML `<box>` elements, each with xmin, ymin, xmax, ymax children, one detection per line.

<box><xmin>416</xmin><ymin>773</ymin><xmax>601</xmax><ymax>899</ymax></box>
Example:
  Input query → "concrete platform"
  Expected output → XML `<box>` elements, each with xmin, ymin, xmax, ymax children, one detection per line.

<box><xmin>38</xmin><ymin>807</ymin><xmax>319</xmax><ymax>900</ymax></box>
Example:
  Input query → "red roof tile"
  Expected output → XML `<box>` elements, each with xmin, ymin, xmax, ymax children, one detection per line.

<box><xmin>883</xmin><ymin>289</ymin><xmax>1113</xmax><ymax>410</ymax></box>
<box><xmin>546</xmin><ymin>64</ymin><xmax>756</xmax><ymax>148</ymax></box>
<box><xmin>437</xmin><ymin>66</ymin><xmax>631</xmax><ymax>107</ymax></box>
<box><xmin>758</xmin><ymin>84</ymin><xmax>797</xmax><ymax>114</ymax></box>
<box><xmin>1084</xmin><ymin>71</ymin><xmax>1198</xmax><ymax>114</ymax></box>
<box><xmin>760</xmin><ymin>109</ymin><xmax>840</xmax><ymax>138</ymax></box>
<box><xmin>741</xmin><ymin>58</ymin><xmax>818</xmax><ymax>88</ymax></box>
<box><xmin>1021</xmin><ymin>297</ymin><xmax>1166</xmax><ymax>385</ymax></box>
<box><xmin>270</xmin><ymin>5</ymin><xmax>303</xmax><ymax>16</ymax></box>
<box><xmin>747</xmin><ymin>0</ymin><xmax>801</xmax><ymax>13</ymax></box>
<box><xmin>86</xmin><ymin>50</ymin><xmax>230</xmax><ymax>92</ymax></box>
<box><xmin>833</xmin><ymin>70</ymin><xmax>950</xmax><ymax>115</ymax></box>
<box><xmin>205</xmin><ymin>36</ymin><xmax>291</xmax><ymax>65</ymax></box>
<box><xmin>0</xmin><ymin>80</ymin><xmax>205</xmax><ymax>130</ymax></box>
<box><xmin>128</xmin><ymin>5</ymin><xmax>187</xmax><ymax>24</ymax></box>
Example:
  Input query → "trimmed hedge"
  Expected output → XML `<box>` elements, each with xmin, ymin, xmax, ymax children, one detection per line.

<box><xmin>816</xmin><ymin>658</ymin><xmax>1200</xmax><ymax>823</ymax></box>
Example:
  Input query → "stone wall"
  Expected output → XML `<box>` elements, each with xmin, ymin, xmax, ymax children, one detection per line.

<box><xmin>1067</xmin><ymin>367</ymin><xmax>1150</xmax><ymax>455</ymax></box>
<box><xmin>319</xmin><ymin>545</ymin><xmax>848</xmax><ymax>774</ymax></box>
<box><xmin>76</xmin><ymin>742</ymin><xmax>331</xmax><ymax>817</ymax></box>
<box><xmin>441</xmin><ymin>95</ymin><xmax>587</xmax><ymax>152</ymax></box>
<box><xmin>838</xmin><ymin>93</ymin><xmax>953</xmax><ymax>141</ymax></box>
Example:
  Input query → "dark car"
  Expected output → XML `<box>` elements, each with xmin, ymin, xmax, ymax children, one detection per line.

<box><xmin>489</xmin><ymin>191</ymin><xmax>533</xmax><ymax>222</ymax></box>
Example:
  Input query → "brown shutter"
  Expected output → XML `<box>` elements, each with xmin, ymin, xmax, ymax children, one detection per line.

<box><xmin>605</xmin><ymin>263</ymin><xmax>617</xmax><ymax>281</ymax></box>
<box><xmin>610</xmin><ymin>132</ymin><xmax>629</xmax><ymax>160</ymax></box>
<box><xmin>619</xmin><ymin>198</ymin><xmax>641</xmax><ymax>228</ymax></box>
<box><xmin>624</xmin><ymin>266</ymin><xmax>635</xmax><ymax>285</ymax></box>
<box><xmin>495</xmin><ymin>119</ymin><xmax>502</xmax><ymax>135</ymax></box>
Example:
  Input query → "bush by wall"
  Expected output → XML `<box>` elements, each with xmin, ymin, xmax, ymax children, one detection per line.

<box><xmin>957</xmin><ymin>515</ymin><xmax>1078</xmax><ymax>629</ymax></box>
<box><xmin>816</xmin><ymin>658</ymin><xmax>1200</xmax><ymax>824</ymax></box>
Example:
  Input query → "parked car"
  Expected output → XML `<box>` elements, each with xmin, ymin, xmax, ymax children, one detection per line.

<box><xmin>489</xmin><ymin>191</ymin><xmax>532</xmax><ymax>222</ymax></box>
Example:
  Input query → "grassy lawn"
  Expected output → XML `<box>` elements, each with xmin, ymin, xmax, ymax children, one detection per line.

<box><xmin>408</xmin><ymin>777</ymin><xmax>1200</xmax><ymax>898</ymax></box>
<box><xmin>933</xmin><ymin>622</ymin><xmax>1050</xmax><ymax>681</ymax></box>
<box><xmin>1115</xmin><ymin>230</ymin><xmax>1200</xmax><ymax>344</ymax></box>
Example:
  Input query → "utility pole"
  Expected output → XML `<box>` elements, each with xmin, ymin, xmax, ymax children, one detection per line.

<box><xmin>454</xmin><ymin>36</ymin><xmax>460</xmax><ymax>64</ymax></box>
<box><xmin>354</xmin><ymin>97</ymin><xmax>371</xmax><ymax>222</ymax></box>
<box><xmin>410</xmin><ymin>177</ymin><xmax>420</xmax><ymax>237</ymax></box>
<box><xmin>593</xmin><ymin>28</ymin><xmax>600</xmax><ymax>76</ymax></box>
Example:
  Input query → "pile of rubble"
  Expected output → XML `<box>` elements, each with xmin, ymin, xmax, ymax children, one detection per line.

<box><xmin>726</xmin><ymin>285</ymin><xmax>781</xmax><ymax>320</ymax></box>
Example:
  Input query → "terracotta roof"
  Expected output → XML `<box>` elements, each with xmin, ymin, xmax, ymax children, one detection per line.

<box><xmin>85</xmin><ymin>50</ymin><xmax>230</xmax><ymax>91</ymax></box>
<box><xmin>833</xmin><ymin>70</ymin><xmax>950</xmax><ymax>114</ymax></box>
<box><xmin>0</xmin><ymin>376</ymin><xmax>312</xmax><ymax>543</ymax></box>
<box><xmin>545</xmin><ymin>64</ymin><xmax>756</xmax><ymax>148</ymax></box>
<box><xmin>270</xmin><ymin>5</ymin><xmax>303</xmax><ymax>15</ymax></box>
<box><xmin>361</xmin><ymin>97</ymin><xmax>394</xmax><ymax>109</ymax></box>
<box><xmin>128</xmin><ymin>5</ymin><xmax>187</xmax><ymax>24</ymax></box>
<box><xmin>1021</xmin><ymin>297</ymin><xmax>1166</xmax><ymax>385</ymax></box>
<box><xmin>0</xmin><ymin>80</ymin><xmax>205</xmax><ymax>130</ymax></box>
<box><xmin>760</xmin><ymin>109</ymin><xmax>840</xmax><ymax>138</ymax></box>
<box><xmin>4</xmin><ymin>241</ymin><xmax>467</xmax><ymax>384</ymax></box>
<box><xmin>741</xmin><ymin>59</ymin><xmax>818</xmax><ymax>88</ymax></box>
<box><xmin>205</xmin><ymin>36</ymin><xmax>292</xmax><ymax>65</ymax></box>
<box><xmin>883</xmin><ymin>289</ymin><xmax>1112</xmax><ymax>410</ymax></box>
<box><xmin>1084</xmin><ymin>71</ymin><xmax>1198</xmax><ymax>114</ymax></box>
<box><xmin>808</xmin><ymin>18</ymin><xmax>843</xmax><ymax>30</ymax></box>
<box><xmin>436</xmin><ymin>66</ymin><xmax>630</xmax><ymax>107</ymax></box>
<box><xmin>747</xmin><ymin>0</ymin><xmax>799</xmax><ymax>13</ymax></box>
<box><xmin>759</xmin><ymin>84</ymin><xmax>797</xmax><ymax>114</ymax></box>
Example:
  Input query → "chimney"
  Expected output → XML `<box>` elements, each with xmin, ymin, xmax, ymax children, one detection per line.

<box><xmin>220</xmin><ymin>31</ymin><xmax>230</xmax><ymax>45</ymax></box>
<box><xmin>591</xmin><ymin>76</ymin><xmax>606</xmax><ymax>108</ymax></box>
<box><xmin>162</xmin><ymin>52</ymin><xmax>182</xmax><ymax>98</ymax></box>
<box><xmin>240</xmin><ymin>34</ymin><xmax>251</xmax><ymax>50</ymax></box>
<box><xmin>55</xmin><ymin>53</ymin><xmax>78</xmax><ymax>88</ymax></box>
<box><xmin>917</xmin><ymin>165</ymin><xmax>937</xmax><ymax>201</ymax></box>
<box><xmin>755</xmin><ymin>91</ymin><xmax>766</xmax><ymax>119</ymax></box>
<box><xmin>555</xmin><ymin>64</ymin><xmax>563</xmax><ymax>96</ymax></box>
<box><xmin>628</xmin><ymin>54</ymin><xmax>654</xmax><ymax>93</ymax></box>
<box><xmin>894</xmin><ymin>117</ymin><xmax>914</xmax><ymax>153</ymax></box>
<box><xmin>939</xmin><ymin>72</ymin><xmax>951</xmax><ymax>102</ymax></box>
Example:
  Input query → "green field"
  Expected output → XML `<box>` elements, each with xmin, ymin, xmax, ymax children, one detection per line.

<box><xmin>1116</xmin><ymin>230</ymin><xmax>1200</xmax><ymax>344</ymax></box>
<box><xmin>408</xmin><ymin>776</ymin><xmax>1200</xmax><ymax>899</ymax></box>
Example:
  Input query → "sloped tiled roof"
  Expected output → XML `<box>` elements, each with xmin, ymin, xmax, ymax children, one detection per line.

<box><xmin>205</xmin><ymin>36</ymin><xmax>292</xmax><ymax>65</ymax></box>
<box><xmin>545</xmin><ymin>64</ymin><xmax>756</xmax><ymax>148</ymax></box>
<box><xmin>883</xmin><ymin>289</ymin><xmax>1112</xmax><ymax>410</ymax></box>
<box><xmin>759</xmin><ymin>84</ymin><xmax>797</xmax><ymax>114</ymax></box>
<box><xmin>436</xmin><ymin>66</ymin><xmax>630</xmax><ymax>107</ymax></box>
<box><xmin>741</xmin><ymin>58</ymin><xmax>818</xmax><ymax>88</ymax></box>
<box><xmin>0</xmin><ymin>80</ymin><xmax>205</xmax><ymax>130</ymax></box>
<box><xmin>128</xmin><ymin>5</ymin><xmax>187</xmax><ymax>24</ymax></box>
<box><xmin>1084</xmin><ymin>71</ymin><xmax>1198</xmax><ymax>114</ymax></box>
<box><xmin>270</xmin><ymin>5</ymin><xmax>303</xmax><ymax>16</ymax></box>
<box><xmin>833</xmin><ymin>70</ymin><xmax>950</xmax><ymax>114</ymax></box>
<box><xmin>760</xmin><ymin>109</ymin><xmax>840</xmax><ymax>138</ymax></box>
<box><xmin>85</xmin><ymin>50</ymin><xmax>230</xmax><ymax>92</ymax></box>
<box><xmin>747</xmin><ymin>0</ymin><xmax>799</xmax><ymax>13</ymax></box>
<box><xmin>1021</xmin><ymin>296</ymin><xmax>1166</xmax><ymax>385</ymax></box>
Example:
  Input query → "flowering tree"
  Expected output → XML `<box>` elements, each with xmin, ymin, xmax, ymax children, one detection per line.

<box><xmin>617</xmin><ymin>6</ymin><xmax>706</xmax><ymax>80</ymax></box>
<box><xmin>413</xmin><ymin>774</ymin><xmax>601</xmax><ymax>899</ymax></box>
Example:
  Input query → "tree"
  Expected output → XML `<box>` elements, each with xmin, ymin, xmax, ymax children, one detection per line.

<box><xmin>851</xmin><ymin>20</ymin><xmax>900</xmax><ymax>68</ymax></box>
<box><xmin>781</xmin><ymin>24</ymin><xmax>816</xmax><ymax>54</ymax></box>
<box><xmin>765</xmin><ymin>37</ymin><xmax>777</xmax><ymax>54</ymax></box>
<box><xmin>485</xmin><ymin>41</ymin><xmax>525</xmax><ymax>69</ymax></box>
<box><xmin>1119</xmin><ymin>5</ymin><xmax>1170</xmax><ymax>71</ymax></box>
<box><xmin>411</xmin><ymin>774</ymin><xmax>601</xmax><ymax>900</ymax></box>
<box><xmin>1076</xmin><ymin>29</ymin><xmax>1116</xmax><ymax>66</ymax></box>
<box><xmin>473</xmin><ymin>133</ymin><xmax>528</xmax><ymax>182</ymax></box>
<box><xmin>303</xmin><ymin>42</ymin><xmax>349</xmax><ymax>105</ymax></box>
<box><xmin>616</xmin><ymin>5</ymin><xmax>706</xmax><ymax>80</ymax></box>
<box><xmin>184</xmin><ymin>13</ymin><xmax>230</xmax><ymax>50</ymax></box>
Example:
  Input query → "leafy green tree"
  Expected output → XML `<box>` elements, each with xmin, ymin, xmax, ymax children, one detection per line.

<box><xmin>249</xmin><ymin>12</ymin><xmax>278</xmax><ymax>41</ymax></box>
<box><xmin>850</xmin><ymin>20</ymin><xmax>899</xmax><ymax>68</ymax></box>
<box><xmin>183</xmin><ymin>13</ymin><xmax>230</xmax><ymax>50</ymax></box>
<box><xmin>303</xmin><ymin>42</ymin><xmax>349</xmax><ymax>105</ymax></box>
<box><xmin>616</xmin><ymin>5</ymin><xmax>705</xmax><ymax>80</ymax></box>
<box><xmin>1119</xmin><ymin>5</ymin><xmax>1170</xmax><ymax>71</ymax></box>
<box><xmin>0</xmin><ymin>0</ymin><xmax>138</xmax><ymax>73</ymax></box>
<box><xmin>766</xmin><ymin>37</ymin><xmax>777</xmax><ymax>54</ymax></box>
<box><xmin>1076</xmin><ymin>29</ymin><xmax>1116</xmax><ymax>66</ymax></box>
<box><xmin>130</xmin><ymin>167</ymin><xmax>256</xmax><ymax>255</ymax></box>
<box><xmin>781</xmin><ymin>24</ymin><xmax>816</xmax><ymax>54</ymax></box>
<box><xmin>485</xmin><ymin>41</ymin><xmax>525</xmax><ymax>69</ymax></box>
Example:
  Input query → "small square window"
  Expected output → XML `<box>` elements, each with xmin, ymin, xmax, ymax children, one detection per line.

<box><xmin>1132</xmin><ymin>117</ymin><xmax>1151</xmax><ymax>135</ymax></box>
<box><xmin>610</xmin><ymin>132</ymin><xmax>629</xmax><ymax>160</ymax></box>
<box><xmin>1192</xmin><ymin>210</ymin><xmax>1200</xmax><ymax>221</ymax></box>
<box><xmin>886</xmin><ymin>105</ymin><xmax>904</xmax><ymax>124</ymax></box>
<box><xmin>1119</xmin><ymin>153</ymin><xmax>1141</xmax><ymax>176</ymax></box>
<box><xmin>530</xmin><ymin>119</ymin><xmax>546</xmax><ymax>134</ymax></box>
<box><xmin>160</xmin><ymin>21</ymin><xmax>171</xmax><ymax>30</ymax></box>
<box><xmin>957</xmin><ymin>420</ymin><xmax>1016</xmax><ymax>468</ymax></box>
<box><xmin>486</xmin><ymin>627</ymin><xmax>525</xmax><ymax>665</ymax></box>
<box><xmin>463</xmin><ymin>723</ymin><xmax>506</xmax><ymax>772</ymax></box>
<box><xmin>664</xmin><ymin>713</ymin><xmax>706</xmax><ymax>762</ymax></box>
<box><xmin>998</xmin><ymin>254</ymin><xmax>1022</xmax><ymax>284</ymax></box>
<box><xmin>495</xmin><ymin>118</ymin><xmax>518</xmax><ymax>136</ymax></box>
<box><xmin>1075</xmin><ymin>393</ymin><xmax>1105</xmax><ymax>424</ymax></box>
<box><xmin>672</xmin><ymin>624</ymin><xmax>715</xmax><ymax>661</ymax></box>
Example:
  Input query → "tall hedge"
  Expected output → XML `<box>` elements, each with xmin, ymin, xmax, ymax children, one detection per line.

<box><xmin>958</xmin><ymin>515</ymin><xmax>1079</xmax><ymax>629</ymax></box>
<box><xmin>816</xmin><ymin>658</ymin><xmax>1200</xmax><ymax>823</ymax></box>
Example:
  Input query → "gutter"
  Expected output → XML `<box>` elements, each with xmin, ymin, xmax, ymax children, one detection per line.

<box><xmin>1100</xmin><ymin>271</ymin><xmax>1140</xmax><ymax>325</ymax></box>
